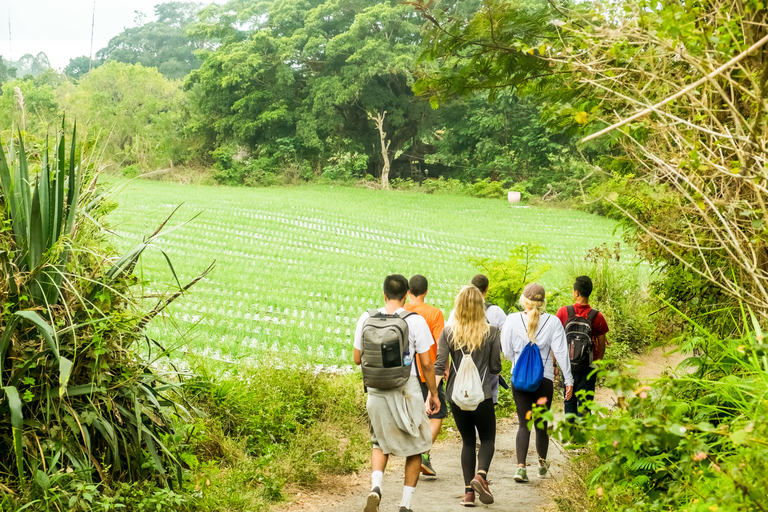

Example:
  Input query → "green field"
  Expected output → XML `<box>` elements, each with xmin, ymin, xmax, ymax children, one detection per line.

<box><xmin>108</xmin><ymin>182</ymin><xmax>631</xmax><ymax>367</ymax></box>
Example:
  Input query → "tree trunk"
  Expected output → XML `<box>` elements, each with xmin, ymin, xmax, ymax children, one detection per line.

<box><xmin>368</xmin><ymin>111</ymin><xmax>391</xmax><ymax>189</ymax></box>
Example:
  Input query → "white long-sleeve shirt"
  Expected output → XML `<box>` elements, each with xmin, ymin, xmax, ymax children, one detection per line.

<box><xmin>501</xmin><ymin>311</ymin><xmax>574</xmax><ymax>387</ymax></box>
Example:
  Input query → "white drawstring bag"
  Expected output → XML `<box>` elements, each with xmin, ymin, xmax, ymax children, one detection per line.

<box><xmin>451</xmin><ymin>350</ymin><xmax>485</xmax><ymax>411</ymax></box>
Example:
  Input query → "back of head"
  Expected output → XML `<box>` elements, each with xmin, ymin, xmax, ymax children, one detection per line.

<box><xmin>409</xmin><ymin>274</ymin><xmax>428</xmax><ymax>297</ymax></box>
<box><xmin>470</xmin><ymin>274</ymin><xmax>489</xmax><ymax>294</ymax></box>
<box><xmin>451</xmin><ymin>285</ymin><xmax>490</xmax><ymax>352</ymax></box>
<box><xmin>518</xmin><ymin>283</ymin><xmax>547</xmax><ymax>342</ymax></box>
<box><xmin>574</xmin><ymin>275</ymin><xmax>593</xmax><ymax>299</ymax></box>
<box><xmin>383</xmin><ymin>274</ymin><xmax>409</xmax><ymax>301</ymax></box>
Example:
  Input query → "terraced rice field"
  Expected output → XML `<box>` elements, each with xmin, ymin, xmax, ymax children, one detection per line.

<box><xmin>108</xmin><ymin>181</ymin><xmax>632</xmax><ymax>368</ymax></box>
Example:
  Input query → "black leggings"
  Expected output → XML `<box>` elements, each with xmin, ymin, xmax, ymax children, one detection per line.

<box><xmin>450</xmin><ymin>398</ymin><xmax>496</xmax><ymax>487</ymax></box>
<box><xmin>512</xmin><ymin>378</ymin><xmax>554</xmax><ymax>465</ymax></box>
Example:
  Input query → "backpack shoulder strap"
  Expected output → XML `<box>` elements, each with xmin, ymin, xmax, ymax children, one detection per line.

<box><xmin>566</xmin><ymin>305</ymin><xmax>576</xmax><ymax>320</ymax></box>
<box><xmin>586</xmin><ymin>308</ymin><xmax>600</xmax><ymax>327</ymax></box>
<box><xmin>397</xmin><ymin>311</ymin><xmax>417</xmax><ymax>320</ymax></box>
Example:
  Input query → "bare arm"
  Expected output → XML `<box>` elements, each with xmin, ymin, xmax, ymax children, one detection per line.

<box><xmin>353</xmin><ymin>348</ymin><xmax>362</xmax><ymax>366</ymax></box>
<box><xmin>596</xmin><ymin>335</ymin><xmax>607</xmax><ymax>361</ymax></box>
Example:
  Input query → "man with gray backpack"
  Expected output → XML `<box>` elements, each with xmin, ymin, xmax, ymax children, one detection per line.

<box><xmin>353</xmin><ymin>274</ymin><xmax>440</xmax><ymax>512</ymax></box>
<box><xmin>555</xmin><ymin>276</ymin><xmax>610</xmax><ymax>418</ymax></box>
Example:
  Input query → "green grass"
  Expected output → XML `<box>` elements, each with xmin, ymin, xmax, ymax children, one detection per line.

<box><xmin>108</xmin><ymin>182</ymin><xmax>632</xmax><ymax>367</ymax></box>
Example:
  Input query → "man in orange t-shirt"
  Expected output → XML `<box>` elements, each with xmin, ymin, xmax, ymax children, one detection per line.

<box><xmin>404</xmin><ymin>274</ymin><xmax>446</xmax><ymax>478</ymax></box>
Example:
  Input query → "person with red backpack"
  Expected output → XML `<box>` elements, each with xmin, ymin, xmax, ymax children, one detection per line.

<box><xmin>555</xmin><ymin>276</ymin><xmax>610</xmax><ymax>418</ymax></box>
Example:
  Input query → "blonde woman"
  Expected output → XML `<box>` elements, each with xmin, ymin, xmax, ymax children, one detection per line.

<box><xmin>501</xmin><ymin>283</ymin><xmax>573</xmax><ymax>483</ymax></box>
<box><xmin>434</xmin><ymin>286</ymin><xmax>502</xmax><ymax>507</ymax></box>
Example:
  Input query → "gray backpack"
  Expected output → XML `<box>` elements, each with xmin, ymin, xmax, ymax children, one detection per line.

<box><xmin>360</xmin><ymin>309</ymin><xmax>415</xmax><ymax>389</ymax></box>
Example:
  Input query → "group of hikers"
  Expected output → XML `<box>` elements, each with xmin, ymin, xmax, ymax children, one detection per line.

<box><xmin>353</xmin><ymin>273</ymin><xmax>609</xmax><ymax>511</ymax></box>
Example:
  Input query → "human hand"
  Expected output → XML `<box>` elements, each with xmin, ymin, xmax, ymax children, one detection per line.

<box><xmin>428</xmin><ymin>393</ymin><xmax>440</xmax><ymax>415</ymax></box>
<box><xmin>565</xmin><ymin>385</ymin><xmax>573</xmax><ymax>401</ymax></box>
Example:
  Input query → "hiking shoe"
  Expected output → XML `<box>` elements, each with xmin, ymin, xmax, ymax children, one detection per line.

<box><xmin>514</xmin><ymin>467</ymin><xmax>529</xmax><ymax>483</ymax></box>
<box><xmin>470</xmin><ymin>474</ymin><xmax>494</xmax><ymax>505</ymax></box>
<box><xmin>364</xmin><ymin>487</ymin><xmax>380</xmax><ymax>512</ymax></box>
<box><xmin>420</xmin><ymin>453</ymin><xmax>437</xmax><ymax>477</ymax></box>
<box><xmin>460</xmin><ymin>490</ymin><xmax>476</xmax><ymax>507</ymax></box>
<box><xmin>538</xmin><ymin>460</ymin><xmax>550</xmax><ymax>478</ymax></box>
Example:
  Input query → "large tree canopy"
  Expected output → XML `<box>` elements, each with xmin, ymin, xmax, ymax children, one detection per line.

<box><xmin>96</xmin><ymin>2</ymin><xmax>205</xmax><ymax>80</ymax></box>
<box><xmin>187</xmin><ymin>0</ymin><xmax>440</xmax><ymax>178</ymax></box>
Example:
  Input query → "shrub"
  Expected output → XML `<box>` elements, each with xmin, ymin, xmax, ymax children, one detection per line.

<box><xmin>0</xmin><ymin>128</ymin><xmax>205</xmax><ymax>504</ymax></box>
<box><xmin>468</xmin><ymin>178</ymin><xmax>507</xmax><ymax>199</ymax></box>
<box><xmin>470</xmin><ymin>243</ymin><xmax>551</xmax><ymax>313</ymax></box>
<box><xmin>549</xmin><ymin>315</ymin><xmax>768</xmax><ymax>512</ymax></box>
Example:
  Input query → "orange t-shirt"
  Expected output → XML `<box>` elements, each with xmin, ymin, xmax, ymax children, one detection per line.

<box><xmin>404</xmin><ymin>302</ymin><xmax>445</xmax><ymax>382</ymax></box>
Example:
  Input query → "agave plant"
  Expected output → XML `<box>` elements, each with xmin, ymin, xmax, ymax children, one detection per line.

<box><xmin>0</xmin><ymin>126</ymin><xmax>208</xmax><ymax>503</ymax></box>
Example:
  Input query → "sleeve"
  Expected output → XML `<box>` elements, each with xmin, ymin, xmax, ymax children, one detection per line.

<box><xmin>353</xmin><ymin>312</ymin><xmax>369</xmax><ymax>351</ymax></box>
<box><xmin>556</xmin><ymin>306</ymin><xmax>568</xmax><ymax>327</ymax></box>
<box><xmin>594</xmin><ymin>312</ymin><xmax>610</xmax><ymax>337</ymax></box>
<box><xmin>549</xmin><ymin>319</ymin><xmax>573</xmax><ymax>387</ymax></box>
<box><xmin>500</xmin><ymin>314</ymin><xmax>517</xmax><ymax>364</ymax></box>
<box><xmin>434</xmin><ymin>329</ymin><xmax>450</xmax><ymax>376</ymax></box>
<box><xmin>411</xmin><ymin>315</ymin><xmax>434</xmax><ymax>354</ymax></box>
<box><xmin>489</xmin><ymin>328</ymin><xmax>502</xmax><ymax>375</ymax></box>
<box><xmin>430</xmin><ymin>310</ymin><xmax>445</xmax><ymax>342</ymax></box>
<box><xmin>490</xmin><ymin>306</ymin><xmax>506</xmax><ymax>331</ymax></box>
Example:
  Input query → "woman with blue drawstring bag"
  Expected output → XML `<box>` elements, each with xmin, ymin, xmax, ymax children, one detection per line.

<box><xmin>501</xmin><ymin>283</ymin><xmax>573</xmax><ymax>483</ymax></box>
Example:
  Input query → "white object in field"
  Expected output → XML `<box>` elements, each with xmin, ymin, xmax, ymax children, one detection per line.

<box><xmin>508</xmin><ymin>191</ymin><xmax>521</xmax><ymax>203</ymax></box>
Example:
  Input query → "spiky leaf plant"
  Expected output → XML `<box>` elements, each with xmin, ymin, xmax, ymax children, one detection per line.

<box><xmin>0</xmin><ymin>126</ymin><xmax>201</xmax><ymax>504</ymax></box>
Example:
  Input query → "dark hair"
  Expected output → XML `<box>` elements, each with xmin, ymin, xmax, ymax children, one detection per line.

<box><xmin>409</xmin><ymin>275</ymin><xmax>428</xmax><ymax>297</ymax></box>
<box><xmin>574</xmin><ymin>275</ymin><xmax>593</xmax><ymax>298</ymax></box>
<box><xmin>383</xmin><ymin>274</ymin><xmax>409</xmax><ymax>301</ymax></box>
<box><xmin>471</xmin><ymin>274</ymin><xmax>489</xmax><ymax>293</ymax></box>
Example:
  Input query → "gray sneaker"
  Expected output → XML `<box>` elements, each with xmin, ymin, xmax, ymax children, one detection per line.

<box><xmin>398</xmin><ymin>508</ymin><xmax>413</xmax><ymax>512</ymax></box>
<box><xmin>538</xmin><ymin>460</ymin><xmax>550</xmax><ymax>478</ymax></box>
<box><xmin>364</xmin><ymin>487</ymin><xmax>380</xmax><ymax>512</ymax></box>
<box><xmin>420</xmin><ymin>453</ymin><xmax>437</xmax><ymax>477</ymax></box>
<box><xmin>514</xmin><ymin>467</ymin><xmax>529</xmax><ymax>483</ymax></box>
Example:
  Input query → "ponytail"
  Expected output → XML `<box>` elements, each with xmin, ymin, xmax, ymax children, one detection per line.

<box><xmin>519</xmin><ymin>295</ymin><xmax>547</xmax><ymax>342</ymax></box>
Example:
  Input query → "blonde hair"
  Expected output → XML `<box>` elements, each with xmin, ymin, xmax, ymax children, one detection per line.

<box><xmin>450</xmin><ymin>285</ymin><xmax>490</xmax><ymax>353</ymax></box>
<box><xmin>519</xmin><ymin>294</ymin><xmax>547</xmax><ymax>342</ymax></box>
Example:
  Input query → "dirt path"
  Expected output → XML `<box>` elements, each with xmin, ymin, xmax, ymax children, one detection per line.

<box><xmin>276</xmin><ymin>346</ymin><xmax>688</xmax><ymax>512</ymax></box>
<box><xmin>278</xmin><ymin>418</ymin><xmax>563</xmax><ymax>512</ymax></box>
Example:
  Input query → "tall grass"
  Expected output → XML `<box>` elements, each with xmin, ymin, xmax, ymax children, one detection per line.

<box><xmin>548</xmin><ymin>309</ymin><xmax>768</xmax><ymax>512</ymax></box>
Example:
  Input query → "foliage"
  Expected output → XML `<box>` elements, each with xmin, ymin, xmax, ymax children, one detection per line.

<box><xmin>97</xmin><ymin>2</ymin><xmax>206</xmax><ymax>80</ymax></box>
<box><xmin>0</xmin><ymin>56</ymin><xmax>17</xmax><ymax>84</ymax></box>
<box><xmin>63</xmin><ymin>56</ymin><xmax>101</xmax><ymax>81</ymax></box>
<box><xmin>470</xmin><ymin>242</ymin><xmax>551</xmax><ymax>312</ymax></box>
<box><xmin>62</xmin><ymin>61</ymin><xmax>190</xmax><ymax>168</ymax></box>
<box><xmin>187</xmin><ymin>0</ymin><xmax>439</xmax><ymax>178</ymax></box>
<box><xmin>0</xmin><ymin>129</ymin><xmax>205</xmax><ymax>503</ymax></box>
<box><xmin>7</xmin><ymin>53</ymin><xmax>52</xmax><ymax>79</ymax></box>
<box><xmin>0</xmin><ymin>78</ymin><xmax>60</xmax><ymax>135</ymax></box>
<box><xmin>549</xmin><ymin>314</ymin><xmax>768</xmax><ymax>512</ymax></box>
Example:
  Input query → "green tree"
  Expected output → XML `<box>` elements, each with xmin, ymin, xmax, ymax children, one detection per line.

<box><xmin>9</xmin><ymin>52</ymin><xmax>52</xmax><ymax>78</ymax></box>
<box><xmin>63</xmin><ymin>55</ymin><xmax>101</xmax><ymax>80</ymax></box>
<box><xmin>188</xmin><ymin>0</ymin><xmax>440</xmax><ymax>180</ymax></box>
<box><xmin>0</xmin><ymin>56</ymin><xmax>16</xmax><ymax>84</ymax></box>
<box><xmin>0</xmin><ymin>78</ymin><xmax>59</xmax><ymax>134</ymax></box>
<box><xmin>97</xmin><ymin>2</ymin><xmax>205</xmax><ymax>80</ymax></box>
<box><xmin>64</xmin><ymin>61</ymin><xmax>188</xmax><ymax>167</ymax></box>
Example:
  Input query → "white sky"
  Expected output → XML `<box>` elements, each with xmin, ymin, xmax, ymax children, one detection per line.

<box><xmin>0</xmin><ymin>1</ymin><xmax>223</xmax><ymax>69</ymax></box>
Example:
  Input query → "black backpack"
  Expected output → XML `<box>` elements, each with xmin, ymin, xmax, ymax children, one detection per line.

<box><xmin>564</xmin><ymin>306</ymin><xmax>599</xmax><ymax>372</ymax></box>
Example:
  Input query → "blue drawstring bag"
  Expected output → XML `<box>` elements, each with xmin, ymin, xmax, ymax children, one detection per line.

<box><xmin>513</xmin><ymin>342</ymin><xmax>545</xmax><ymax>392</ymax></box>
<box><xmin>512</xmin><ymin>315</ymin><xmax>550</xmax><ymax>392</ymax></box>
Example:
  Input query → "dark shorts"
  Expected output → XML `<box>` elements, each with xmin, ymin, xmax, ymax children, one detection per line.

<box><xmin>420</xmin><ymin>380</ymin><xmax>448</xmax><ymax>420</ymax></box>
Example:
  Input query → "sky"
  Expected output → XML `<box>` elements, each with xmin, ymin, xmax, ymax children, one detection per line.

<box><xmin>0</xmin><ymin>1</ymin><xmax>223</xmax><ymax>70</ymax></box>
